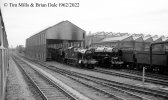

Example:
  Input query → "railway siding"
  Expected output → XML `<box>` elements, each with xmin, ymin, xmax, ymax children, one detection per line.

<box><xmin>94</xmin><ymin>68</ymin><xmax>168</xmax><ymax>87</ymax></box>
<box><xmin>6</xmin><ymin>58</ymin><xmax>36</xmax><ymax>100</ymax></box>
<box><xmin>17</xmin><ymin>55</ymin><xmax>92</xmax><ymax>100</ymax></box>
<box><xmin>21</xmin><ymin>56</ymin><xmax>153</xmax><ymax>100</ymax></box>
<box><xmin>47</xmin><ymin>61</ymin><xmax>168</xmax><ymax>91</ymax></box>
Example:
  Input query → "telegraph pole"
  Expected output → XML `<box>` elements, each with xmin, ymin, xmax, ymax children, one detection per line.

<box><xmin>142</xmin><ymin>66</ymin><xmax>145</xmax><ymax>85</ymax></box>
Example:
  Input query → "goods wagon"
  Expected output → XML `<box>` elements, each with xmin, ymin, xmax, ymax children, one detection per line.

<box><xmin>122</xmin><ymin>50</ymin><xmax>168</xmax><ymax>75</ymax></box>
<box><xmin>26</xmin><ymin>20</ymin><xmax>85</xmax><ymax>61</ymax></box>
<box><xmin>0</xmin><ymin>8</ymin><xmax>9</xmax><ymax>100</ymax></box>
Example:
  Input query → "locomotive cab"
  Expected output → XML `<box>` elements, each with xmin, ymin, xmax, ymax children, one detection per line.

<box><xmin>64</xmin><ymin>46</ymin><xmax>79</xmax><ymax>64</ymax></box>
<box><xmin>110</xmin><ymin>48</ymin><xmax>123</xmax><ymax>68</ymax></box>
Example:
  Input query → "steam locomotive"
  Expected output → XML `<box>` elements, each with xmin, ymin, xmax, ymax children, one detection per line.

<box><xmin>90</xmin><ymin>47</ymin><xmax>123</xmax><ymax>68</ymax></box>
<box><xmin>49</xmin><ymin>46</ymin><xmax>97</xmax><ymax>69</ymax></box>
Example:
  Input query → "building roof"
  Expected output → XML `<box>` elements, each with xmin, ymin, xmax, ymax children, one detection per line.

<box><xmin>152</xmin><ymin>35</ymin><xmax>162</xmax><ymax>42</ymax></box>
<box><xmin>162</xmin><ymin>37</ymin><xmax>168</xmax><ymax>41</ymax></box>
<box><xmin>153</xmin><ymin>38</ymin><xmax>162</xmax><ymax>42</ymax></box>
<box><xmin>132</xmin><ymin>36</ymin><xmax>143</xmax><ymax>42</ymax></box>
<box><xmin>28</xmin><ymin>20</ymin><xmax>85</xmax><ymax>40</ymax></box>
<box><xmin>97</xmin><ymin>35</ymin><xmax>133</xmax><ymax>43</ymax></box>
<box><xmin>143</xmin><ymin>35</ymin><xmax>153</xmax><ymax>42</ymax></box>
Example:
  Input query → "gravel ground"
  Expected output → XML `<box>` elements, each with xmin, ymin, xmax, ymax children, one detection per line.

<box><xmin>5</xmin><ymin>58</ymin><xmax>36</xmax><ymax>100</ymax></box>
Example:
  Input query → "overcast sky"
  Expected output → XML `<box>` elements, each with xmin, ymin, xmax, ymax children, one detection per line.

<box><xmin>0</xmin><ymin>0</ymin><xmax>168</xmax><ymax>47</ymax></box>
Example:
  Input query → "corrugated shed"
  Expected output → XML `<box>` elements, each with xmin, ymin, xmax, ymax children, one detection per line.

<box><xmin>132</xmin><ymin>36</ymin><xmax>143</xmax><ymax>42</ymax></box>
<box><xmin>94</xmin><ymin>31</ymin><xmax>107</xmax><ymax>36</ymax></box>
<box><xmin>162</xmin><ymin>37</ymin><xmax>168</xmax><ymax>41</ymax></box>
<box><xmin>143</xmin><ymin>35</ymin><xmax>153</xmax><ymax>42</ymax></box>
<box><xmin>151</xmin><ymin>35</ymin><xmax>163</xmax><ymax>51</ymax></box>
<box><xmin>88</xmin><ymin>32</ymin><xmax>167</xmax><ymax>51</ymax></box>
<box><xmin>152</xmin><ymin>35</ymin><xmax>162</xmax><ymax>42</ymax></box>
<box><xmin>98</xmin><ymin>35</ymin><xmax>133</xmax><ymax>43</ymax></box>
<box><xmin>132</xmin><ymin>36</ymin><xmax>144</xmax><ymax>51</ymax></box>
<box><xmin>91</xmin><ymin>35</ymin><xmax>134</xmax><ymax>50</ymax></box>
<box><xmin>92</xmin><ymin>36</ymin><xmax>105</xmax><ymax>43</ymax></box>
<box><xmin>105</xmin><ymin>32</ymin><xmax>115</xmax><ymax>37</ymax></box>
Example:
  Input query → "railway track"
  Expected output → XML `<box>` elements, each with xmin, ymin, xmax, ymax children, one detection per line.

<box><xmin>93</xmin><ymin>67</ymin><xmax>168</xmax><ymax>87</ymax></box>
<box><xmin>67</xmin><ymin>75</ymin><xmax>148</xmax><ymax>100</ymax></box>
<box><xmin>12</xmin><ymin>56</ymin><xmax>79</xmax><ymax>100</ymax></box>
<box><xmin>36</xmin><ymin>55</ymin><xmax>168</xmax><ymax>87</ymax></box>
<box><xmin>22</xmin><ymin>56</ymin><xmax>168</xmax><ymax>87</ymax></box>
<box><xmin>47</xmin><ymin>65</ymin><xmax>168</xmax><ymax>99</ymax></box>
<box><xmin>18</xmin><ymin>56</ymin><xmax>149</xmax><ymax>100</ymax></box>
<box><xmin>22</xmin><ymin>56</ymin><xmax>168</xmax><ymax>100</ymax></box>
<box><xmin>119</xmin><ymin>69</ymin><xmax>168</xmax><ymax>81</ymax></box>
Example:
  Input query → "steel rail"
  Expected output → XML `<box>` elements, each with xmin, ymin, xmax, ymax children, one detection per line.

<box><xmin>12</xmin><ymin>56</ymin><xmax>78</xmax><ymax>100</ymax></box>
<box><xmin>65</xmin><ymin>74</ymin><xmax>149</xmax><ymax>100</ymax></box>
<box><xmin>12</xmin><ymin>56</ymin><xmax>48</xmax><ymax>100</ymax></box>
<box><xmin>93</xmin><ymin>68</ymin><xmax>168</xmax><ymax>86</ymax></box>
<box><xmin>46</xmin><ymin>65</ymin><xmax>168</xmax><ymax>99</ymax></box>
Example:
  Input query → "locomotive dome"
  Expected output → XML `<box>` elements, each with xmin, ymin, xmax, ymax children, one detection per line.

<box><xmin>95</xmin><ymin>47</ymin><xmax>115</xmax><ymax>52</ymax></box>
<box><xmin>95</xmin><ymin>47</ymin><xmax>105</xmax><ymax>52</ymax></box>
<box><xmin>78</xmin><ymin>49</ymin><xmax>87</xmax><ymax>53</ymax></box>
<box><xmin>78</xmin><ymin>49</ymin><xmax>92</xmax><ymax>54</ymax></box>
<box><xmin>104</xmin><ymin>47</ymin><xmax>114</xmax><ymax>52</ymax></box>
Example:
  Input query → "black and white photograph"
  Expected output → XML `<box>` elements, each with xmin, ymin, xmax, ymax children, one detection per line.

<box><xmin>1</xmin><ymin>0</ymin><xmax>168</xmax><ymax>100</ymax></box>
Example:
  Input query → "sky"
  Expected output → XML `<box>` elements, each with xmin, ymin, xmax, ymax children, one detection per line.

<box><xmin>0</xmin><ymin>0</ymin><xmax>168</xmax><ymax>47</ymax></box>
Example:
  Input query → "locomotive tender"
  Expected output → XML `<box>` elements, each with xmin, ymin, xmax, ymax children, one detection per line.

<box><xmin>122</xmin><ymin>50</ymin><xmax>168</xmax><ymax>75</ymax></box>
